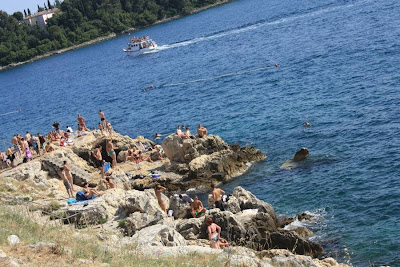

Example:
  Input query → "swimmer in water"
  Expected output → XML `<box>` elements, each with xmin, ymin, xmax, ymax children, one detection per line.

<box><xmin>303</xmin><ymin>121</ymin><xmax>312</xmax><ymax>127</ymax></box>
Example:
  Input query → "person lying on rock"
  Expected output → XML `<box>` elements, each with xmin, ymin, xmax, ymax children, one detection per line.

<box><xmin>206</xmin><ymin>217</ymin><xmax>229</xmax><ymax>249</ymax></box>
<box><xmin>191</xmin><ymin>195</ymin><xmax>206</xmax><ymax>218</ymax></box>
<box><xmin>154</xmin><ymin>184</ymin><xmax>167</xmax><ymax>214</ymax></box>
<box><xmin>211</xmin><ymin>183</ymin><xmax>225</xmax><ymax>211</ymax></box>
<box><xmin>82</xmin><ymin>182</ymin><xmax>103</xmax><ymax>199</ymax></box>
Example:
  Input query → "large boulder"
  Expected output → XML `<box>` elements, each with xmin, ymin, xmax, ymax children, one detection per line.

<box><xmin>162</xmin><ymin>134</ymin><xmax>229</xmax><ymax>163</ymax></box>
<box><xmin>175</xmin><ymin>217</ymin><xmax>204</xmax><ymax>240</ymax></box>
<box><xmin>265</xmin><ymin>231</ymin><xmax>323</xmax><ymax>257</ymax></box>
<box><xmin>162</xmin><ymin>134</ymin><xmax>266</xmax><ymax>182</ymax></box>
<box><xmin>64</xmin><ymin>198</ymin><xmax>109</xmax><ymax>225</ymax></box>
<box><xmin>232</xmin><ymin>187</ymin><xmax>277</xmax><ymax>223</ymax></box>
<box><xmin>222</xmin><ymin>196</ymin><xmax>241</xmax><ymax>214</ymax></box>
<box><xmin>132</xmin><ymin>224</ymin><xmax>186</xmax><ymax>247</ymax></box>
<box><xmin>0</xmin><ymin>160</ymin><xmax>42</xmax><ymax>181</ymax></box>
<box><xmin>293</xmin><ymin>147</ymin><xmax>309</xmax><ymax>162</ymax></box>
<box><xmin>168</xmin><ymin>195</ymin><xmax>192</xmax><ymax>219</ymax></box>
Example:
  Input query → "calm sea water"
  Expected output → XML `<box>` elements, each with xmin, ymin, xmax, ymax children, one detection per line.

<box><xmin>1</xmin><ymin>0</ymin><xmax>400</xmax><ymax>265</ymax></box>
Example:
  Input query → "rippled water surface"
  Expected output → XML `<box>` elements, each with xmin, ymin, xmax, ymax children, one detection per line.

<box><xmin>1</xmin><ymin>0</ymin><xmax>400</xmax><ymax>265</ymax></box>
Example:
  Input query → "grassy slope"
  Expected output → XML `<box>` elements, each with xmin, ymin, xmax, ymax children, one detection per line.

<box><xmin>0</xmin><ymin>204</ymin><xmax>222</xmax><ymax>266</ymax></box>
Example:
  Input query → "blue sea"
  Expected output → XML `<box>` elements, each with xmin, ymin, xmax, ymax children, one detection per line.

<box><xmin>1</xmin><ymin>0</ymin><xmax>400</xmax><ymax>265</ymax></box>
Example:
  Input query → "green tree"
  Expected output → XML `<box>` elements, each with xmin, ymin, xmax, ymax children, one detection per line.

<box><xmin>48</xmin><ymin>0</ymin><xmax>53</xmax><ymax>9</ymax></box>
<box><xmin>27</xmin><ymin>9</ymin><xmax>31</xmax><ymax>16</ymax></box>
<box><xmin>12</xmin><ymin>12</ymin><xmax>24</xmax><ymax>21</ymax></box>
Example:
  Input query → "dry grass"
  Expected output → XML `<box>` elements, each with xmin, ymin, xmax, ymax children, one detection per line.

<box><xmin>0</xmin><ymin>203</ymin><xmax>223</xmax><ymax>266</ymax></box>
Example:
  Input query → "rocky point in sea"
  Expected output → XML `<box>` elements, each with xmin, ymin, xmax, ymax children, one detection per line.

<box><xmin>0</xmin><ymin>130</ymin><xmax>347</xmax><ymax>266</ymax></box>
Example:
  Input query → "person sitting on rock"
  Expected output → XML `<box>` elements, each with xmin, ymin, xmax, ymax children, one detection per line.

<box><xmin>197</xmin><ymin>124</ymin><xmax>208</xmax><ymax>138</ymax></box>
<box><xmin>137</xmin><ymin>151</ymin><xmax>153</xmax><ymax>163</ymax></box>
<box><xmin>184</xmin><ymin>127</ymin><xmax>195</xmax><ymax>139</ymax></box>
<box><xmin>206</xmin><ymin>217</ymin><xmax>229</xmax><ymax>249</ymax></box>
<box><xmin>176</xmin><ymin>125</ymin><xmax>186</xmax><ymax>139</ymax></box>
<box><xmin>211</xmin><ymin>183</ymin><xmax>225</xmax><ymax>211</ymax></box>
<box><xmin>45</xmin><ymin>143</ymin><xmax>55</xmax><ymax>153</ymax></box>
<box><xmin>104</xmin><ymin>175</ymin><xmax>115</xmax><ymax>189</ymax></box>
<box><xmin>82</xmin><ymin>182</ymin><xmax>103</xmax><ymax>199</ymax></box>
<box><xmin>125</xmin><ymin>147</ymin><xmax>137</xmax><ymax>163</ymax></box>
<box><xmin>191</xmin><ymin>195</ymin><xmax>206</xmax><ymax>218</ymax></box>
<box><xmin>154</xmin><ymin>184</ymin><xmax>167</xmax><ymax>214</ymax></box>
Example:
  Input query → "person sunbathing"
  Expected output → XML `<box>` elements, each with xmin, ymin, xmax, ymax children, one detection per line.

<box><xmin>185</xmin><ymin>127</ymin><xmax>195</xmax><ymax>139</ymax></box>
<box><xmin>104</xmin><ymin>175</ymin><xmax>115</xmax><ymax>189</ymax></box>
<box><xmin>82</xmin><ymin>182</ymin><xmax>103</xmax><ymax>199</ymax></box>
<box><xmin>154</xmin><ymin>184</ymin><xmax>167</xmax><ymax>214</ymax></box>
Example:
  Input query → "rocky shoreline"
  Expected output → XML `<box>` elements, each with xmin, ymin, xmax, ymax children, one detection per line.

<box><xmin>0</xmin><ymin>0</ymin><xmax>234</xmax><ymax>72</ymax></box>
<box><xmin>0</xmin><ymin>130</ymin><xmax>347</xmax><ymax>266</ymax></box>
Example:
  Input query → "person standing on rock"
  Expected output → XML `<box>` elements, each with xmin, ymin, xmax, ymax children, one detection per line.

<box><xmin>154</xmin><ymin>184</ymin><xmax>167</xmax><ymax>214</ymax></box>
<box><xmin>92</xmin><ymin>145</ymin><xmax>104</xmax><ymax>179</ymax></box>
<box><xmin>99</xmin><ymin>110</ymin><xmax>106</xmax><ymax>135</ymax></box>
<box><xmin>191</xmin><ymin>195</ymin><xmax>206</xmax><ymax>218</ymax></box>
<box><xmin>77</xmin><ymin>114</ymin><xmax>89</xmax><ymax>132</ymax></box>
<box><xmin>60</xmin><ymin>167</ymin><xmax>74</xmax><ymax>198</ymax></box>
<box><xmin>63</xmin><ymin>160</ymin><xmax>75</xmax><ymax>191</ymax></box>
<box><xmin>106</xmin><ymin>139</ymin><xmax>117</xmax><ymax>168</ymax></box>
<box><xmin>211</xmin><ymin>183</ymin><xmax>225</xmax><ymax>211</ymax></box>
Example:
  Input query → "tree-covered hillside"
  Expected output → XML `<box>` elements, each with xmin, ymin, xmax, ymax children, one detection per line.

<box><xmin>0</xmin><ymin>0</ymin><xmax>224</xmax><ymax>67</ymax></box>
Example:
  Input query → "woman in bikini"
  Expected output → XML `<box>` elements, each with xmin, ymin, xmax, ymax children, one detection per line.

<box><xmin>106</xmin><ymin>139</ymin><xmax>117</xmax><ymax>168</ymax></box>
<box><xmin>206</xmin><ymin>217</ymin><xmax>229</xmax><ymax>249</ymax></box>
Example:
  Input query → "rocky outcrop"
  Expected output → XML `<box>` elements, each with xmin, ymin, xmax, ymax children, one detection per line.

<box><xmin>168</xmin><ymin>195</ymin><xmax>192</xmax><ymax>219</ymax></box>
<box><xmin>0</xmin><ymin>160</ymin><xmax>42</xmax><ymax>181</ymax></box>
<box><xmin>132</xmin><ymin>224</ymin><xmax>186</xmax><ymax>247</ymax></box>
<box><xmin>162</xmin><ymin>134</ymin><xmax>265</xmax><ymax>183</ymax></box>
<box><xmin>232</xmin><ymin>186</ymin><xmax>277</xmax><ymax>222</ymax></box>
<box><xmin>293</xmin><ymin>147</ymin><xmax>309</xmax><ymax>162</ymax></box>
<box><xmin>175</xmin><ymin>218</ymin><xmax>204</xmax><ymax>240</ymax></box>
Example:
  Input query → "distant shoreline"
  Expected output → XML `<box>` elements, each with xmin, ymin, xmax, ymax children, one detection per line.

<box><xmin>0</xmin><ymin>0</ymin><xmax>233</xmax><ymax>72</ymax></box>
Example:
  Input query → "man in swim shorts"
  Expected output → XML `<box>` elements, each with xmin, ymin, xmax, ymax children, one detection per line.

<box><xmin>92</xmin><ymin>145</ymin><xmax>104</xmax><ymax>178</ymax></box>
<box><xmin>211</xmin><ymin>183</ymin><xmax>225</xmax><ymax>211</ymax></box>
<box><xmin>191</xmin><ymin>195</ymin><xmax>206</xmax><ymax>218</ymax></box>
<box><xmin>60</xmin><ymin>167</ymin><xmax>73</xmax><ymax>198</ymax></box>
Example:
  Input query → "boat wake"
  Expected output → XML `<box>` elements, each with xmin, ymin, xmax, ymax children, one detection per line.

<box><xmin>157</xmin><ymin>0</ymin><xmax>372</xmax><ymax>51</ymax></box>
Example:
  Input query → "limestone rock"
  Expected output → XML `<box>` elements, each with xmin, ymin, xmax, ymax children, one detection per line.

<box><xmin>175</xmin><ymin>217</ymin><xmax>204</xmax><ymax>240</ymax></box>
<box><xmin>0</xmin><ymin>161</ymin><xmax>41</xmax><ymax>181</ymax></box>
<box><xmin>265</xmin><ymin>231</ymin><xmax>323</xmax><ymax>258</ymax></box>
<box><xmin>132</xmin><ymin>224</ymin><xmax>186</xmax><ymax>247</ymax></box>
<box><xmin>65</xmin><ymin>198</ymin><xmax>109</xmax><ymax>225</ymax></box>
<box><xmin>222</xmin><ymin>195</ymin><xmax>241</xmax><ymax>214</ymax></box>
<box><xmin>168</xmin><ymin>195</ymin><xmax>192</xmax><ymax>219</ymax></box>
<box><xmin>232</xmin><ymin>186</ymin><xmax>278</xmax><ymax>225</ymax></box>
<box><xmin>293</xmin><ymin>147</ymin><xmax>309</xmax><ymax>162</ymax></box>
<box><xmin>0</xmin><ymin>250</ymin><xmax>6</xmax><ymax>258</ymax></box>
<box><xmin>162</xmin><ymin>134</ymin><xmax>265</xmax><ymax>182</ymax></box>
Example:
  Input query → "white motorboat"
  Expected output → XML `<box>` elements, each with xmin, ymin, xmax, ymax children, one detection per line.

<box><xmin>123</xmin><ymin>36</ymin><xmax>157</xmax><ymax>55</ymax></box>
